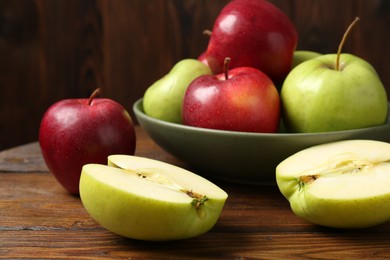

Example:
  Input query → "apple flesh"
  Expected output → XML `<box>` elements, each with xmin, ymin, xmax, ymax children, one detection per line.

<box><xmin>143</xmin><ymin>59</ymin><xmax>211</xmax><ymax>124</ymax></box>
<box><xmin>276</xmin><ymin>139</ymin><xmax>390</xmax><ymax>228</ymax></box>
<box><xmin>281</xmin><ymin>53</ymin><xmax>388</xmax><ymax>133</ymax></box>
<box><xmin>79</xmin><ymin>155</ymin><xmax>228</xmax><ymax>241</ymax></box>
<box><xmin>183</xmin><ymin>64</ymin><xmax>280</xmax><ymax>133</ymax></box>
<box><xmin>39</xmin><ymin>90</ymin><xmax>136</xmax><ymax>194</ymax></box>
<box><xmin>206</xmin><ymin>0</ymin><xmax>298</xmax><ymax>84</ymax></box>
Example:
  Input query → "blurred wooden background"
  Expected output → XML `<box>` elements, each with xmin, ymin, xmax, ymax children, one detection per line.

<box><xmin>1</xmin><ymin>0</ymin><xmax>389</xmax><ymax>150</ymax></box>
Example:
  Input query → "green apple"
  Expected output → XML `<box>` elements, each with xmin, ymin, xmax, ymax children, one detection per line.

<box><xmin>281</xmin><ymin>17</ymin><xmax>388</xmax><ymax>133</ymax></box>
<box><xmin>276</xmin><ymin>139</ymin><xmax>390</xmax><ymax>229</ymax></box>
<box><xmin>292</xmin><ymin>50</ymin><xmax>321</xmax><ymax>68</ymax></box>
<box><xmin>281</xmin><ymin>53</ymin><xmax>388</xmax><ymax>133</ymax></box>
<box><xmin>143</xmin><ymin>59</ymin><xmax>212</xmax><ymax>123</ymax></box>
<box><xmin>79</xmin><ymin>155</ymin><xmax>228</xmax><ymax>241</ymax></box>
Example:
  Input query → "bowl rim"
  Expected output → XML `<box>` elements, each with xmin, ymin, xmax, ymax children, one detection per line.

<box><xmin>133</xmin><ymin>98</ymin><xmax>390</xmax><ymax>138</ymax></box>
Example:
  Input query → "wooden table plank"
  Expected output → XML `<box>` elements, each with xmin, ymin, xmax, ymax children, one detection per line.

<box><xmin>0</xmin><ymin>142</ymin><xmax>47</xmax><ymax>173</ymax></box>
<box><xmin>2</xmin><ymin>230</ymin><xmax>390</xmax><ymax>259</ymax></box>
<box><xmin>1</xmin><ymin>126</ymin><xmax>390</xmax><ymax>259</ymax></box>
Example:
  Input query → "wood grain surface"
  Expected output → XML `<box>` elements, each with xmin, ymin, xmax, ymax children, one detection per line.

<box><xmin>1</xmin><ymin>127</ymin><xmax>390</xmax><ymax>259</ymax></box>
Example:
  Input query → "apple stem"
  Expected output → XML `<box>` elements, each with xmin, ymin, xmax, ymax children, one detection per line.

<box><xmin>336</xmin><ymin>17</ymin><xmax>360</xmax><ymax>71</ymax></box>
<box><xmin>203</xmin><ymin>29</ymin><xmax>212</xmax><ymax>37</ymax></box>
<box><xmin>224</xmin><ymin>57</ymin><xmax>231</xmax><ymax>80</ymax></box>
<box><xmin>88</xmin><ymin>88</ymin><xmax>102</xmax><ymax>105</ymax></box>
<box><xmin>191</xmin><ymin>196</ymin><xmax>209</xmax><ymax>209</ymax></box>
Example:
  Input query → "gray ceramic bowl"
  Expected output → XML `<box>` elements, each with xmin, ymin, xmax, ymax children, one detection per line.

<box><xmin>133</xmin><ymin>98</ymin><xmax>390</xmax><ymax>184</ymax></box>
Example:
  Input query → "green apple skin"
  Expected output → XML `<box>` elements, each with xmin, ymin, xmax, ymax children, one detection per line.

<box><xmin>143</xmin><ymin>59</ymin><xmax>212</xmax><ymax>124</ymax></box>
<box><xmin>79</xmin><ymin>155</ymin><xmax>227</xmax><ymax>241</ymax></box>
<box><xmin>292</xmin><ymin>50</ymin><xmax>321</xmax><ymax>68</ymax></box>
<box><xmin>276</xmin><ymin>140</ymin><xmax>390</xmax><ymax>228</ymax></box>
<box><xmin>281</xmin><ymin>53</ymin><xmax>388</xmax><ymax>133</ymax></box>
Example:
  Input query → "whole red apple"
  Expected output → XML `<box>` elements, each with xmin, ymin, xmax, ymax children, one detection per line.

<box><xmin>183</xmin><ymin>58</ymin><xmax>280</xmax><ymax>133</ymax></box>
<box><xmin>39</xmin><ymin>89</ymin><xmax>136</xmax><ymax>195</ymax></box>
<box><xmin>206</xmin><ymin>0</ymin><xmax>298</xmax><ymax>84</ymax></box>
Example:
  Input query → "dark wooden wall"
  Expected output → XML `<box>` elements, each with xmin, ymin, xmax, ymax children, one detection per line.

<box><xmin>1</xmin><ymin>0</ymin><xmax>389</xmax><ymax>150</ymax></box>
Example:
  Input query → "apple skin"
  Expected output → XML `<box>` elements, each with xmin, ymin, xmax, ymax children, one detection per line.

<box><xmin>292</xmin><ymin>50</ymin><xmax>321</xmax><ymax>68</ymax></box>
<box><xmin>183</xmin><ymin>66</ymin><xmax>280</xmax><ymax>133</ymax></box>
<box><xmin>39</xmin><ymin>97</ymin><xmax>136</xmax><ymax>195</ymax></box>
<box><xmin>276</xmin><ymin>140</ymin><xmax>390</xmax><ymax>228</ymax></box>
<box><xmin>206</xmin><ymin>0</ymin><xmax>298</xmax><ymax>84</ymax></box>
<box><xmin>281</xmin><ymin>53</ymin><xmax>388</xmax><ymax>133</ymax></box>
<box><xmin>143</xmin><ymin>59</ymin><xmax>212</xmax><ymax>124</ymax></box>
<box><xmin>198</xmin><ymin>51</ymin><xmax>209</xmax><ymax>66</ymax></box>
<box><xmin>79</xmin><ymin>155</ymin><xmax>228</xmax><ymax>241</ymax></box>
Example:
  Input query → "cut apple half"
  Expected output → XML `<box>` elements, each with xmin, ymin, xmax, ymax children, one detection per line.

<box><xmin>79</xmin><ymin>155</ymin><xmax>228</xmax><ymax>241</ymax></box>
<box><xmin>276</xmin><ymin>140</ymin><xmax>390</xmax><ymax>228</ymax></box>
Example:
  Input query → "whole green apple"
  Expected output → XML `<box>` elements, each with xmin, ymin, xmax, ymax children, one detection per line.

<box><xmin>143</xmin><ymin>59</ymin><xmax>212</xmax><ymax>123</ymax></box>
<box><xmin>292</xmin><ymin>50</ymin><xmax>321</xmax><ymax>68</ymax></box>
<box><xmin>281</xmin><ymin>53</ymin><xmax>388</xmax><ymax>133</ymax></box>
<box><xmin>281</xmin><ymin>17</ymin><xmax>388</xmax><ymax>133</ymax></box>
<box><xmin>276</xmin><ymin>139</ymin><xmax>390</xmax><ymax>228</ymax></box>
<box><xmin>79</xmin><ymin>155</ymin><xmax>228</xmax><ymax>241</ymax></box>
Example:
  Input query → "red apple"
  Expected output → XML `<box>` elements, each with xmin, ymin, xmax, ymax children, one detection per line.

<box><xmin>197</xmin><ymin>30</ymin><xmax>213</xmax><ymax>66</ymax></box>
<box><xmin>183</xmin><ymin>58</ymin><xmax>280</xmax><ymax>133</ymax></box>
<box><xmin>39</xmin><ymin>89</ymin><xmax>136</xmax><ymax>195</ymax></box>
<box><xmin>206</xmin><ymin>0</ymin><xmax>298</xmax><ymax>84</ymax></box>
<box><xmin>198</xmin><ymin>51</ymin><xmax>209</xmax><ymax>66</ymax></box>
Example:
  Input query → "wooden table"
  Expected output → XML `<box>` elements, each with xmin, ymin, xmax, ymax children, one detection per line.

<box><xmin>1</xmin><ymin>127</ymin><xmax>390</xmax><ymax>259</ymax></box>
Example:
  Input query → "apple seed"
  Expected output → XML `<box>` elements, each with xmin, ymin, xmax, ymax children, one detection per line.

<box><xmin>299</xmin><ymin>174</ymin><xmax>319</xmax><ymax>184</ymax></box>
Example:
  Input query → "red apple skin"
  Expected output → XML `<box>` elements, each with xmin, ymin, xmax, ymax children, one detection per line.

<box><xmin>39</xmin><ymin>98</ymin><xmax>136</xmax><ymax>195</ymax></box>
<box><xmin>198</xmin><ymin>51</ymin><xmax>209</xmax><ymax>66</ymax></box>
<box><xmin>183</xmin><ymin>67</ymin><xmax>280</xmax><ymax>133</ymax></box>
<box><xmin>206</xmin><ymin>0</ymin><xmax>298</xmax><ymax>84</ymax></box>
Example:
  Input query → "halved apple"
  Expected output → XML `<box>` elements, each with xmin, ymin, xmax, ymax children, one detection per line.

<box><xmin>276</xmin><ymin>140</ymin><xmax>390</xmax><ymax>228</ymax></box>
<box><xmin>79</xmin><ymin>155</ymin><xmax>228</xmax><ymax>241</ymax></box>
